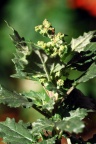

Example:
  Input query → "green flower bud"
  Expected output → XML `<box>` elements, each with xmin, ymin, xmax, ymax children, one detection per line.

<box><xmin>43</xmin><ymin>19</ymin><xmax>51</xmax><ymax>28</ymax></box>
<box><xmin>57</xmin><ymin>79</ymin><xmax>64</xmax><ymax>88</ymax></box>
<box><xmin>46</xmin><ymin>42</ymin><xmax>52</xmax><ymax>47</ymax></box>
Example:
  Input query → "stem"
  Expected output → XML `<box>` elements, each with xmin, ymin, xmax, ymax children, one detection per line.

<box><xmin>66</xmin><ymin>85</ymin><xmax>75</xmax><ymax>95</ymax></box>
<box><xmin>39</xmin><ymin>51</ymin><xmax>51</xmax><ymax>81</ymax></box>
<box><xmin>32</xmin><ymin>104</ymin><xmax>51</xmax><ymax>118</ymax></box>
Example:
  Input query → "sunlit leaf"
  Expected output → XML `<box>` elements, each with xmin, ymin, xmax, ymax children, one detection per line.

<box><xmin>71</xmin><ymin>31</ymin><xmax>95</xmax><ymax>52</ymax></box>
<box><xmin>32</xmin><ymin>118</ymin><xmax>54</xmax><ymax>134</ymax></box>
<box><xmin>55</xmin><ymin>108</ymin><xmax>88</xmax><ymax>133</ymax></box>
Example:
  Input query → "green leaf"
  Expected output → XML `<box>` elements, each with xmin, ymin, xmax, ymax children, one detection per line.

<box><xmin>0</xmin><ymin>118</ymin><xmax>34</xmax><ymax>144</ymax></box>
<box><xmin>50</xmin><ymin>63</ymin><xmax>65</xmax><ymax>74</ymax></box>
<box><xmin>12</xmin><ymin>45</ymin><xmax>48</xmax><ymax>81</ymax></box>
<box><xmin>71</xmin><ymin>31</ymin><xmax>95</xmax><ymax>52</ymax></box>
<box><xmin>56</xmin><ymin>118</ymin><xmax>84</xmax><ymax>133</ymax></box>
<box><xmin>32</xmin><ymin>118</ymin><xmax>54</xmax><ymax>134</ymax></box>
<box><xmin>5</xmin><ymin>21</ymin><xmax>28</xmax><ymax>51</ymax></box>
<box><xmin>55</xmin><ymin>108</ymin><xmax>88</xmax><ymax>133</ymax></box>
<box><xmin>69</xmin><ymin>108</ymin><xmax>88</xmax><ymax>120</ymax></box>
<box><xmin>84</xmin><ymin>42</ymin><xmax>96</xmax><ymax>53</ymax></box>
<box><xmin>8</xmin><ymin>26</ymin><xmax>31</xmax><ymax>79</ymax></box>
<box><xmin>23</xmin><ymin>90</ymin><xmax>54</xmax><ymax>110</ymax></box>
<box><xmin>39</xmin><ymin>137</ymin><xmax>56</xmax><ymax>144</ymax></box>
<box><xmin>0</xmin><ymin>85</ymin><xmax>32</xmax><ymax>107</ymax></box>
<box><xmin>11</xmin><ymin>48</ymin><xmax>31</xmax><ymax>79</ymax></box>
<box><xmin>67</xmin><ymin>52</ymin><xmax>95</xmax><ymax>72</ymax></box>
<box><xmin>77</xmin><ymin>62</ymin><xmax>96</xmax><ymax>83</ymax></box>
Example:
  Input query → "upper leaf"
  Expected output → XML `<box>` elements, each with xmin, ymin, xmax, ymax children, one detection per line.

<box><xmin>8</xmin><ymin>24</ymin><xmax>32</xmax><ymax>79</ymax></box>
<box><xmin>71</xmin><ymin>31</ymin><xmax>95</xmax><ymax>52</ymax></box>
<box><xmin>0</xmin><ymin>118</ymin><xmax>34</xmax><ymax>144</ymax></box>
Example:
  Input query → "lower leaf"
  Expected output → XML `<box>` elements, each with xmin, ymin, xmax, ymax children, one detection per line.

<box><xmin>0</xmin><ymin>118</ymin><xmax>34</xmax><ymax>144</ymax></box>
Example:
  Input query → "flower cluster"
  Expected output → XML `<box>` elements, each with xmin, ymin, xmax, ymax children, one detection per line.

<box><xmin>35</xmin><ymin>19</ymin><xmax>67</xmax><ymax>58</ymax></box>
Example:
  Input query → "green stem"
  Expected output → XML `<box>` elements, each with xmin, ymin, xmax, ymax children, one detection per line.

<box><xmin>32</xmin><ymin>104</ymin><xmax>51</xmax><ymax>118</ymax></box>
<box><xmin>39</xmin><ymin>51</ymin><xmax>51</xmax><ymax>81</ymax></box>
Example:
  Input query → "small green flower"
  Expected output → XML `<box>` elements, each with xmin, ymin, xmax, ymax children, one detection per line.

<box><xmin>58</xmin><ymin>45</ymin><xmax>65</xmax><ymax>56</ymax></box>
<box><xmin>46</xmin><ymin>41</ymin><xmax>53</xmax><ymax>47</ymax></box>
<box><xmin>37</xmin><ymin>41</ymin><xmax>46</xmax><ymax>49</ymax></box>
<box><xmin>35</xmin><ymin>25</ymin><xmax>42</xmax><ymax>32</ymax></box>
<box><xmin>57</xmin><ymin>79</ymin><xmax>64</xmax><ymax>88</ymax></box>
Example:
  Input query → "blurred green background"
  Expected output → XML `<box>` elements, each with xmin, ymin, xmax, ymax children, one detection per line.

<box><xmin>0</xmin><ymin>0</ymin><xmax>96</xmax><ymax>122</ymax></box>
